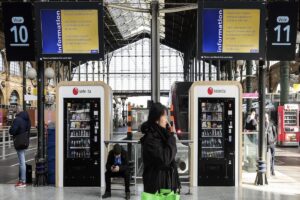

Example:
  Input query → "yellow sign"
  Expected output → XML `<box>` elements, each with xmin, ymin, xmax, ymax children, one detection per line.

<box><xmin>223</xmin><ymin>9</ymin><xmax>260</xmax><ymax>53</ymax></box>
<box><xmin>32</xmin><ymin>88</ymin><xmax>47</xmax><ymax>96</ymax></box>
<box><xmin>61</xmin><ymin>10</ymin><xmax>99</xmax><ymax>53</ymax></box>
<box><xmin>293</xmin><ymin>84</ymin><xmax>300</xmax><ymax>92</ymax></box>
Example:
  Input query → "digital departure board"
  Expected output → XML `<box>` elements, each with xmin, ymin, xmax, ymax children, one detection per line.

<box><xmin>35</xmin><ymin>2</ymin><xmax>104</xmax><ymax>61</ymax></box>
<box><xmin>198</xmin><ymin>2</ymin><xmax>266</xmax><ymax>60</ymax></box>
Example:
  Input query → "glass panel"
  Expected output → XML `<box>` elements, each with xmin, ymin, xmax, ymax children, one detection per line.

<box><xmin>67</xmin><ymin>102</ymin><xmax>91</xmax><ymax>159</ymax></box>
<box><xmin>200</xmin><ymin>102</ymin><xmax>225</xmax><ymax>159</ymax></box>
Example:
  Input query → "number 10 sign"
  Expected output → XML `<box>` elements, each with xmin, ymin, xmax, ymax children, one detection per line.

<box><xmin>2</xmin><ymin>3</ymin><xmax>35</xmax><ymax>61</ymax></box>
<box><xmin>266</xmin><ymin>2</ymin><xmax>299</xmax><ymax>61</ymax></box>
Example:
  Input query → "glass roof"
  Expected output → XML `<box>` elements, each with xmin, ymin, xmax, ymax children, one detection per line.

<box><xmin>105</xmin><ymin>0</ymin><xmax>165</xmax><ymax>39</ymax></box>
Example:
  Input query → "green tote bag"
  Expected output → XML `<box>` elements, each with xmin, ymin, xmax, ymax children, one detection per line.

<box><xmin>141</xmin><ymin>189</ymin><xmax>180</xmax><ymax>200</ymax></box>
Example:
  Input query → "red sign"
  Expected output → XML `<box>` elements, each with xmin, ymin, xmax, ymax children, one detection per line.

<box><xmin>73</xmin><ymin>87</ymin><xmax>78</xmax><ymax>95</ymax></box>
<box><xmin>207</xmin><ymin>87</ymin><xmax>213</xmax><ymax>95</ymax></box>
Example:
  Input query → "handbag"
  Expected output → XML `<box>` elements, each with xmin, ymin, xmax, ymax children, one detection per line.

<box><xmin>141</xmin><ymin>189</ymin><xmax>180</xmax><ymax>200</ymax></box>
<box><xmin>13</xmin><ymin>131</ymin><xmax>29</xmax><ymax>150</ymax></box>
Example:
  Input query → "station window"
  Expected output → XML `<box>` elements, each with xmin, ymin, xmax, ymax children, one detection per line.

<box><xmin>10</xmin><ymin>62</ymin><xmax>21</xmax><ymax>76</ymax></box>
<box><xmin>0</xmin><ymin>53</ymin><xmax>3</xmax><ymax>72</ymax></box>
<box><xmin>71</xmin><ymin>38</ymin><xmax>184</xmax><ymax>92</ymax></box>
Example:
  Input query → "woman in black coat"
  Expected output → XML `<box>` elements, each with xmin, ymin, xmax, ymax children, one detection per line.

<box><xmin>140</xmin><ymin>102</ymin><xmax>180</xmax><ymax>194</ymax></box>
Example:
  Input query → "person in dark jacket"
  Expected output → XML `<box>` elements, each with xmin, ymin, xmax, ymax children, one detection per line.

<box><xmin>9</xmin><ymin>107</ymin><xmax>31</xmax><ymax>188</ymax></box>
<box><xmin>245</xmin><ymin>108</ymin><xmax>258</xmax><ymax>131</ymax></box>
<box><xmin>265</xmin><ymin>113</ymin><xmax>277</xmax><ymax>176</ymax></box>
<box><xmin>140</xmin><ymin>102</ymin><xmax>180</xmax><ymax>194</ymax></box>
<box><xmin>102</xmin><ymin>144</ymin><xmax>130</xmax><ymax>199</ymax></box>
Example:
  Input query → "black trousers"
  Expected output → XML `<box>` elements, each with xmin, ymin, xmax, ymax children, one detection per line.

<box><xmin>270</xmin><ymin>146</ymin><xmax>275</xmax><ymax>174</ymax></box>
<box><xmin>105</xmin><ymin>170</ymin><xmax>130</xmax><ymax>193</ymax></box>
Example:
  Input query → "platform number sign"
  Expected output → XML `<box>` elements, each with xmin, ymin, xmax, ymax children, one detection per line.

<box><xmin>2</xmin><ymin>3</ymin><xmax>35</xmax><ymax>61</ymax></box>
<box><xmin>266</xmin><ymin>2</ymin><xmax>299</xmax><ymax>61</ymax></box>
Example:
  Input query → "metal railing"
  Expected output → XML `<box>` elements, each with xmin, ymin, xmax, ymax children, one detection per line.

<box><xmin>104</xmin><ymin>139</ymin><xmax>194</xmax><ymax>187</ymax></box>
<box><xmin>0</xmin><ymin>127</ymin><xmax>37</xmax><ymax>160</ymax></box>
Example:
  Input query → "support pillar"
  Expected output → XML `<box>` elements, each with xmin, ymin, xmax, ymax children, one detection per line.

<box><xmin>198</xmin><ymin>60</ymin><xmax>201</xmax><ymax>81</ymax></box>
<box><xmin>208</xmin><ymin>60</ymin><xmax>212</xmax><ymax>81</ymax></box>
<box><xmin>279</xmin><ymin>61</ymin><xmax>289</xmax><ymax>105</ymax></box>
<box><xmin>151</xmin><ymin>0</ymin><xmax>160</xmax><ymax>103</ymax></box>
<box><xmin>23</xmin><ymin>62</ymin><xmax>26</xmax><ymax>111</ymax></box>
<box><xmin>255</xmin><ymin>61</ymin><xmax>268</xmax><ymax>185</ymax></box>
<box><xmin>36</xmin><ymin>60</ymin><xmax>47</xmax><ymax>186</ymax></box>
<box><xmin>202</xmin><ymin>60</ymin><xmax>205</xmax><ymax>81</ymax></box>
<box><xmin>216</xmin><ymin>60</ymin><xmax>220</xmax><ymax>80</ymax></box>
<box><xmin>228</xmin><ymin>61</ymin><xmax>233</xmax><ymax>80</ymax></box>
<box><xmin>246</xmin><ymin>60</ymin><xmax>252</xmax><ymax>114</ymax></box>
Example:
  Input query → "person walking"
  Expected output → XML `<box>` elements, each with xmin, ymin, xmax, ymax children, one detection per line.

<box><xmin>9</xmin><ymin>107</ymin><xmax>31</xmax><ymax>188</ymax></box>
<box><xmin>140</xmin><ymin>102</ymin><xmax>180</xmax><ymax>194</ymax></box>
<box><xmin>265</xmin><ymin>113</ymin><xmax>277</xmax><ymax>176</ymax></box>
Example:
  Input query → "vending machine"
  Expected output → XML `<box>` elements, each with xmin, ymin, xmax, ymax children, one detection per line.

<box><xmin>56</xmin><ymin>82</ymin><xmax>112</xmax><ymax>187</ymax></box>
<box><xmin>189</xmin><ymin>82</ymin><xmax>242</xmax><ymax>187</ymax></box>
<box><xmin>277</xmin><ymin>104</ymin><xmax>300</xmax><ymax>146</ymax></box>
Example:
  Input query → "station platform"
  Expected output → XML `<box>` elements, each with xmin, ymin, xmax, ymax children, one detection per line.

<box><xmin>0</xmin><ymin>147</ymin><xmax>299</xmax><ymax>200</ymax></box>
<box><xmin>0</xmin><ymin>184</ymin><xmax>300</xmax><ymax>200</ymax></box>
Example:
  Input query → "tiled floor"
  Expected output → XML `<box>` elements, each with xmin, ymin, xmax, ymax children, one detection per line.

<box><xmin>0</xmin><ymin>184</ymin><xmax>300</xmax><ymax>200</ymax></box>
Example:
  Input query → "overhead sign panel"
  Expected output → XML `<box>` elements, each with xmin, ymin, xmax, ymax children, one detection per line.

<box><xmin>266</xmin><ymin>2</ymin><xmax>299</xmax><ymax>61</ymax></box>
<box><xmin>35</xmin><ymin>2</ymin><xmax>104</xmax><ymax>61</ymax></box>
<box><xmin>198</xmin><ymin>2</ymin><xmax>266</xmax><ymax>60</ymax></box>
<box><xmin>2</xmin><ymin>3</ymin><xmax>35</xmax><ymax>61</ymax></box>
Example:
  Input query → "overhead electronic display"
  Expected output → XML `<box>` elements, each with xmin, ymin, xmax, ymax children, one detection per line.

<box><xmin>35</xmin><ymin>2</ymin><xmax>104</xmax><ymax>61</ymax></box>
<box><xmin>198</xmin><ymin>2</ymin><xmax>266</xmax><ymax>60</ymax></box>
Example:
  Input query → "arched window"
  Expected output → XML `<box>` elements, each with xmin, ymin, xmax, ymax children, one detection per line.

<box><xmin>10</xmin><ymin>62</ymin><xmax>21</xmax><ymax>76</ymax></box>
<box><xmin>0</xmin><ymin>52</ymin><xmax>4</xmax><ymax>72</ymax></box>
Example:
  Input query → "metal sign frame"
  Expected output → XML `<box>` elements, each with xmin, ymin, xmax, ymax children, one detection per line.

<box><xmin>2</xmin><ymin>2</ymin><xmax>35</xmax><ymax>61</ymax></box>
<box><xmin>197</xmin><ymin>1</ymin><xmax>266</xmax><ymax>60</ymax></box>
<box><xmin>266</xmin><ymin>2</ymin><xmax>299</xmax><ymax>61</ymax></box>
<box><xmin>35</xmin><ymin>2</ymin><xmax>104</xmax><ymax>61</ymax></box>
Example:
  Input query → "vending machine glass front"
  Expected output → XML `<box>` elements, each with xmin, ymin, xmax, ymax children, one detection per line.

<box><xmin>198</xmin><ymin>98</ymin><xmax>235</xmax><ymax>186</ymax></box>
<box><xmin>64</xmin><ymin>98</ymin><xmax>101</xmax><ymax>186</ymax></box>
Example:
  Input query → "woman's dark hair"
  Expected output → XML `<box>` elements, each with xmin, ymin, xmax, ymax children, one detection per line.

<box><xmin>147</xmin><ymin>102</ymin><xmax>168</xmax><ymax>124</ymax></box>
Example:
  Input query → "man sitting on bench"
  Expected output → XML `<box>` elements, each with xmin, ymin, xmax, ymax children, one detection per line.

<box><xmin>102</xmin><ymin>144</ymin><xmax>130</xmax><ymax>199</ymax></box>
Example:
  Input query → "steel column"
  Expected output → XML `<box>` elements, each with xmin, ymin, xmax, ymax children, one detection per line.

<box><xmin>198</xmin><ymin>60</ymin><xmax>201</xmax><ymax>81</ymax></box>
<box><xmin>151</xmin><ymin>0</ymin><xmax>160</xmax><ymax>102</ymax></box>
<box><xmin>37</xmin><ymin>61</ymin><xmax>45</xmax><ymax>159</ymax></box>
<box><xmin>228</xmin><ymin>61</ymin><xmax>233</xmax><ymax>80</ymax></box>
<box><xmin>246</xmin><ymin>60</ymin><xmax>252</xmax><ymax>114</ymax></box>
<box><xmin>279</xmin><ymin>61</ymin><xmax>289</xmax><ymax>105</ymax></box>
<box><xmin>216</xmin><ymin>60</ymin><xmax>220</xmax><ymax>81</ymax></box>
<box><xmin>255</xmin><ymin>61</ymin><xmax>268</xmax><ymax>185</ymax></box>
<box><xmin>202</xmin><ymin>60</ymin><xmax>205</xmax><ymax>81</ymax></box>
<box><xmin>23</xmin><ymin>62</ymin><xmax>26</xmax><ymax>111</ymax></box>
<box><xmin>208</xmin><ymin>60</ymin><xmax>212</xmax><ymax>81</ymax></box>
<box><xmin>194</xmin><ymin>58</ymin><xmax>197</xmax><ymax>81</ymax></box>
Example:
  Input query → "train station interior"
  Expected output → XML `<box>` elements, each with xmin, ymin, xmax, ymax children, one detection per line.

<box><xmin>0</xmin><ymin>0</ymin><xmax>299</xmax><ymax>200</ymax></box>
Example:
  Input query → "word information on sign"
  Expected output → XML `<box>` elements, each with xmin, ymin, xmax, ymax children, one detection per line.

<box><xmin>198</xmin><ymin>2</ymin><xmax>265</xmax><ymax>60</ymax></box>
<box><xmin>202</xmin><ymin>9</ymin><xmax>260</xmax><ymax>53</ymax></box>
<box><xmin>41</xmin><ymin>9</ymin><xmax>99</xmax><ymax>54</ymax></box>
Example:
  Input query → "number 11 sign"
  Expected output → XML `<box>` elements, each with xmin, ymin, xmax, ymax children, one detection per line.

<box><xmin>2</xmin><ymin>3</ymin><xmax>35</xmax><ymax>61</ymax></box>
<box><xmin>266</xmin><ymin>2</ymin><xmax>299</xmax><ymax>61</ymax></box>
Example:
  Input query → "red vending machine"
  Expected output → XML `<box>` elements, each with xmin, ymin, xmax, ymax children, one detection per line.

<box><xmin>278</xmin><ymin>104</ymin><xmax>300</xmax><ymax>146</ymax></box>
